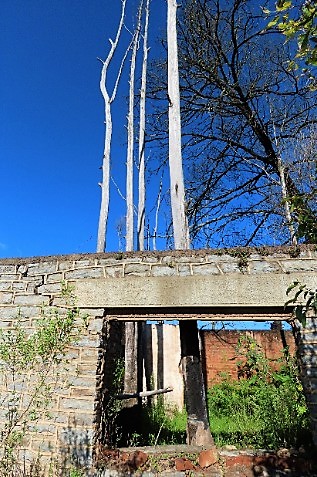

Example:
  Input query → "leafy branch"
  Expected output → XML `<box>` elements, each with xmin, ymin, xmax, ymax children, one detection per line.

<box><xmin>0</xmin><ymin>284</ymin><xmax>85</xmax><ymax>475</ymax></box>
<box><xmin>265</xmin><ymin>0</ymin><xmax>317</xmax><ymax>67</ymax></box>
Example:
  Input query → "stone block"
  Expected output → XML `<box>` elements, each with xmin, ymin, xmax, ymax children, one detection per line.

<box><xmin>70</xmin><ymin>387</ymin><xmax>95</xmax><ymax>397</ymax></box>
<box><xmin>199</xmin><ymin>448</ymin><xmax>218</xmax><ymax>468</ymax></box>
<box><xmin>12</xmin><ymin>282</ymin><xmax>26</xmax><ymax>291</ymax></box>
<box><xmin>248</xmin><ymin>260</ymin><xmax>281</xmax><ymax>273</ymax></box>
<box><xmin>0</xmin><ymin>274</ymin><xmax>18</xmax><ymax>280</ymax></box>
<box><xmin>37</xmin><ymin>283</ymin><xmax>62</xmax><ymax>295</ymax></box>
<box><xmin>30</xmin><ymin>437</ymin><xmax>55</xmax><ymax>453</ymax></box>
<box><xmin>14</xmin><ymin>294</ymin><xmax>50</xmax><ymax>306</ymax></box>
<box><xmin>300</xmin><ymin>353</ymin><xmax>317</xmax><ymax>366</ymax></box>
<box><xmin>0</xmin><ymin>292</ymin><xmax>13</xmax><ymax>304</ymax></box>
<box><xmin>76</xmin><ymin>364</ymin><xmax>98</xmax><ymax>376</ymax></box>
<box><xmin>0</xmin><ymin>265</ymin><xmax>16</xmax><ymax>274</ymax></box>
<box><xmin>59</xmin><ymin>397</ymin><xmax>94</xmax><ymax>411</ymax></box>
<box><xmin>87</xmin><ymin>318</ymin><xmax>104</xmax><ymax>334</ymax></box>
<box><xmin>65</xmin><ymin>268</ymin><xmax>104</xmax><ymax>280</ymax></box>
<box><xmin>0</xmin><ymin>282</ymin><xmax>12</xmax><ymax>291</ymax></box>
<box><xmin>124</xmin><ymin>264</ymin><xmax>150</xmax><ymax>276</ymax></box>
<box><xmin>0</xmin><ymin>306</ymin><xmax>19</xmax><ymax>319</ymax></box>
<box><xmin>177</xmin><ymin>265</ymin><xmax>192</xmax><ymax>276</ymax></box>
<box><xmin>141</xmin><ymin>256</ymin><xmax>161</xmax><ymax>263</ymax></box>
<box><xmin>58</xmin><ymin>260</ymin><xmax>74</xmax><ymax>271</ymax></box>
<box><xmin>97</xmin><ymin>257</ymin><xmax>121</xmax><ymax>265</ymax></box>
<box><xmin>280</xmin><ymin>259</ymin><xmax>317</xmax><ymax>273</ymax></box>
<box><xmin>74</xmin><ymin>259</ymin><xmax>96</xmax><ymax>268</ymax></box>
<box><xmin>70</xmin><ymin>376</ymin><xmax>96</xmax><ymax>388</ymax></box>
<box><xmin>151</xmin><ymin>265</ymin><xmax>177</xmax><ymax>276</ymax></box>
<box><xmin>81</xmin><ymin>308</ymin><xmax>104</xmax><ymax>318</ymax></box>
<box><xmin>68</xmin><ymin>412</ymin><xmax>95</xmax><ymax>427</ymax></box>
<box><xmin>75</xmin><ymin>336</ymin><xmax>100</xmax><ymax>348</ymax></box>
<box><xmin>28</xmin><ymin>262</ymin><xmax>57</xmax><ymax>276</ymax></box>
<box><xmin>165</xmin><ymin>255</ymin><xmax>205</xmax><ymax>263</ymax></box>
<box><xmin>104</xmin><ymin>266</ymin><xmax>124</xmax><ymax>278</ymax></box>
<box><xmin>80</xmin><ymin>348</ymin><xmax>98</xmax><ymax>364</ymax></box>
<box><xmin>192</xmin><ymin>264</ymin><xmax>220</xmax><ymax>275</ymax></box>
<box><xmin>219</xmin><ymin>262</ymin><xmax>244</xmax><ymax>273</ymax></box>
<box><xmin>46</xmin><ymin>272</ymin><xmax>64</xmax><ymax>283</ymax></box>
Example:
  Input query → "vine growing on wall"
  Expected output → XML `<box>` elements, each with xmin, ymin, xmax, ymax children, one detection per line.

<box><xmin>0</xmin><ymin>284</ymin><xmax>86</xmax><ymax>476</ymax></box>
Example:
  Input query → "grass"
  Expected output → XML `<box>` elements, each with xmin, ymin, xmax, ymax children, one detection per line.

<box><xmin>113</xmin><ymin>338</ymin><xmax>313</xmax><ymax>450</ymax></box>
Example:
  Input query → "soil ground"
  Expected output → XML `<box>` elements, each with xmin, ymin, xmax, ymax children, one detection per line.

<box><xmin>95</xmin><ymin>444</ymin><xmax>317</xmax><ymax>476</ymax></box>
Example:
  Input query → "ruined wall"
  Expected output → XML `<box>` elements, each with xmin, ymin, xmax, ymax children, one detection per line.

<box><xmin>201</xmin><ymin>329</ymin><xmax>296</xmax><ymax>386</ymax></box>
<box><xmin>0</xmin><ymin>246</ymin><xmax>316</xmax><ymax>463</ymax></box>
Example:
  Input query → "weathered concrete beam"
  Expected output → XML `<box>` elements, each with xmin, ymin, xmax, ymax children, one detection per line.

<box><xmin>74</xmin><ymin>274</ymin><xmax>317</xmax><ymax>310</ymax></box>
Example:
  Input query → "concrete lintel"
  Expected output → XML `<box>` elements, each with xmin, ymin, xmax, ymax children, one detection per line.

<box><xmin>74</xmin><ymin>273</ymin><xmax>317</xmax><ymax>310</ymax></box>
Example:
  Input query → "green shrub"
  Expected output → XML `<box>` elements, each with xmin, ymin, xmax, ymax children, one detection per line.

<box><xmin>207</xmin><ymin>337</ymin><xmax>312</xmax><ymax>449</ymax></box>
<box><xmin>0</xmin><ymin>285</ymin><xmax>85</xmax><ymax>476</ymax></box>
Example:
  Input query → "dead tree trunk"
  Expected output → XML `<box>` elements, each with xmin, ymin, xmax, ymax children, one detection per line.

<box><xmin>124</xmin><ymin>1</ymin><xmax>143</xmax><ymax>405</ymax></box>
<box><xmin>137</xmin><ymin>0</ymin><xmax>150</xmax><ymax>252</ymax></box>
<box><xmin>97</xmin><ymin>0</ymin><xmax>127</xmax><ymax>252</ymax></box>
<box><xmin>167</xmin><ymin>0</ymin><xmax>213</xmax><ymax>446</ymax></box>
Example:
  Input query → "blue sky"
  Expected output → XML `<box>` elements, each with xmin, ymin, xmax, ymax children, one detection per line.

<box><xmin>1</xmin><ymin>0</ymin><xmax>167</xmax><ymax>258</ymax></box>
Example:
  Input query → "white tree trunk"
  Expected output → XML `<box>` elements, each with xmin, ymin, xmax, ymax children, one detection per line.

<box><xmin>167</xmin><ymin>0</ymin><xmax>190</xmax><ymax>250</ymax></box>
<box><xmin>137</xmin><ymin>0</ymin><xmax>150</xmax><ymax>251</ymax></box>
<box><xmin>153</xmin><ymin>179</ymin><xmax>162</xmax><ymax>251</ymax></box>
<box><xmin>167</xmin><ymin>0</ymin><xmax>213</xmax><ymax>447</ymax></box>
<box><xmin>97</xmin><ymin>0</ymin><xmax>127</xmax><ymax>253</ymax></box>
<box><xmin>270</xmin><ymin>103</ymin><xmax>297</xmax><ymax>246</ymax></box>
<box><xmin>124</xmin><ymin>1</ymin><xmax>144</xmax><ymax>401</ymax></box>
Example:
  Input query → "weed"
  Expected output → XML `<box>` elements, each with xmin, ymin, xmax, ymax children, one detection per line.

<box><xmin>207</xmin><ymin>338</ymin><xmax>311</xmax><ymax>449</ymax></box>
<box><xmin>228</xmin><ymin>248</ymin><xmax>251</xmax><ymax>271</ymax></box>
<box><xmin>0</xmin><ymin>285</ymin><xmax>85</xmax><ymax>476</ymax></box>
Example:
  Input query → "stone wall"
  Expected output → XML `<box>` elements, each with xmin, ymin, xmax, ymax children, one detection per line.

<box><xmin>0</xmin><ymin>246</ymin><xmax>317</xmax><ymax>464</ymax></box>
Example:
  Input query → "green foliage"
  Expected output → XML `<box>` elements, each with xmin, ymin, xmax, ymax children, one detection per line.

<box><xmin>266</xmin><ymin>0</ymin><xmax>317</xmax><ymax>69</ymax></box>
<box><xmin>207</xmin><ymin>337</ymin><xmax>311</xmax><ymax>449</ymax></box>
<box><xmin>286</xmin><ymin>280</ymin><xmax>317</xmax><ymax>326</ymax></box>
<box><xmin>286</xmin><ymin>193</ymin><xmax>317</xmax><ymax>244</ymax></box>
<box><xmin>102</xmin><ymin>358</ymin><xmax>125</xmax><ymax>448</ymax></box>
<box><xmin>140</xmin><ymin>398</ymin><xmax>187</xmax><ymax>446</ymax></box>
<box><xmin>0</xmin><ymin>287</ymin><xmax>84</xmax><ymax>476</ymax></box>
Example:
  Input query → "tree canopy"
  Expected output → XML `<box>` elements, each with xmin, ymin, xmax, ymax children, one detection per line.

<box><xmin>150</xmin><ymin>0</ymin><xmax>317</xmax><ymax>248</ymax></box>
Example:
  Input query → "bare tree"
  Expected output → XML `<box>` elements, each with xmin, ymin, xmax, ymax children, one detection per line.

<box><xmin>148</xmin><ymin>0</ymin><xmax>316</xmax><ymax>247</ymax></box>
<box><xmin>126</xmin><ymin>2</ymin><xmax>143</xmax><ymax>252</ymax></box>
<box><xmin>124</xmin><ymin>0</ymin><xmax>145</xmax><ymax>403</ymax></box>
<box><xmin>167</xmin><ymin>0</ymin><xmax>190</xmax><ymax>250</ymax></box>
<box><xmin>137</xmin><ymin>0</ymin><xmax>151</xmax><ymax>252</ymax></box>
<box><xmin>176</xmin><ymin>0</ymin><xmax>317</xmax><ymax>247</ymax></box>
<box><xmin>97</xmin><ymin>0</ymin><xmax>128</xmax><ymax>252</ymax></box>
<box><xmin>167</xmin><ymin>0</ymin><xmax>213</xmax><ymax>447</ymax></box>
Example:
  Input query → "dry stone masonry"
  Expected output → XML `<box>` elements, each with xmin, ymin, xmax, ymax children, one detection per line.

<box><xmin>0</xmin><ymin>245</ymin><xmax>317</xmax><ymax>466</ymax></box>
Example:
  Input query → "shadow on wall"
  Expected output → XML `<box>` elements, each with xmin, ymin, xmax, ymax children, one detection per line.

<box><xmin>59</xmin><ymin>418</ymin><xmax>93</xmax><ymax>471</ymax></box>
<box><xmin>293</xmin><ymin>317</ymin><xmax>317</xmax><ymax>447</ymax></box>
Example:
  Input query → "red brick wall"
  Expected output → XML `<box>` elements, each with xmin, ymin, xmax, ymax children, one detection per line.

<box><xmin>200</xmin><ymin>329</ymin><xmax>296</xmax><ymax>387</ymax></box>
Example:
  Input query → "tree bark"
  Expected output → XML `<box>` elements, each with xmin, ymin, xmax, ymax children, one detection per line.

<box><xmin>167</xmin><ymin>0</ymin><xmax>190</xmax><ymax>250</ymax></box>
<box><xmin>167</xmin><ymin>0</ymin><xmax>213</xmax><ymax>446</ymax></box>
<box><xmin>137</xmin><ymin>0</ymin><xmax>150</xmax><ymax>252</ymax></box>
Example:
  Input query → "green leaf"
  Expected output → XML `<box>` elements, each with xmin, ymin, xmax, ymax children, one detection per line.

<box><xmin>286</xmin><ymin>280</ymin><xmax>300</xmax><ymax>295</ymax></box>
<box><xmin>296</xmin><ymin>306</ymin><xmax>306</xmax><ymax>327</ymax></box>
<box><xmin>268</xmin><ymin>17</ymin><xmax>280</xmax><ymax>28</ymax></box>
<box><xmin>276</xmin><ymin>0</ymin><xmax>292</xmax><ymax>12</ymax></box>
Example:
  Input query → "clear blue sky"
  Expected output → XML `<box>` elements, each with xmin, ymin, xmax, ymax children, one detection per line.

<box><xmin>0</xmin><ymin>0</ymin><xmax>166</xmax><ymax>258</ymax></box>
